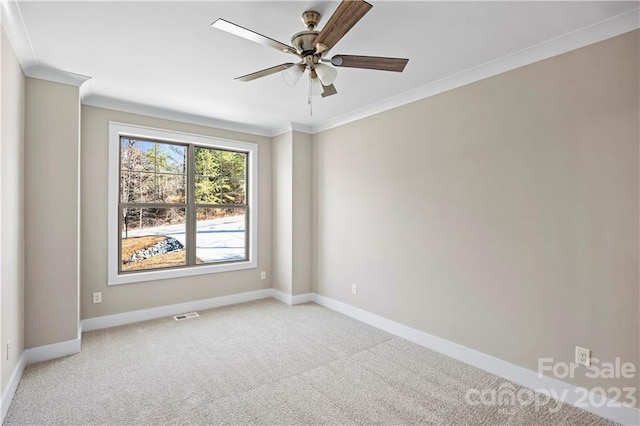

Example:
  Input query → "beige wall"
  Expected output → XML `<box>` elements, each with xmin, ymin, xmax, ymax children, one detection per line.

<box><xmin>81</xmin><ymin>106</ymin><xmax>272</xmax><ymax>319</ymax></box>
<box><xmin>272</xmin><ymin>131</ymin><xmax>312</xmax><ymax>296</ymax></box>
<box><xmin>272</xmin><ymin>132</ymin><xmax>293</xmax><ymax>295</ymax></box>
<box><xmin>291</xmin><ymin>131</ymin><xmax>312</xmax><ymax>296</ymax></box>
<box><xmin>24</xmin><ymin>78</ymin><xmax>81</xmax><ymax>348</ymax></box>
<box><xmin>313</xmin><ymin>30</ymin><xmax>639</xmax><ymax>398</ymax></box>
<box><xmin>1</xmin><ymin>28</ymin><xmax>25</xmax><ymax>393</ymax></box>
<box><xmin>3</xmin><ymin>18</ymin><xmax>636</xmax><ymax>410</ymax></box>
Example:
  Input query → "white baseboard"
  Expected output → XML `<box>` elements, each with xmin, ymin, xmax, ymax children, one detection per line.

<box><xmin>1</xmin><ymin>351</ymin><xmax>26</xmax><ymax>423</ymax></box>
<box><xmin>312</xmin><ymin>294</ymin><xmax>640</xmax><ymax>426</ymax></box>
<box><xmin>4</xmin><ymin>291</ymin><xmax>637</xmax><ymax>425</ymax></box>
<box><xmin>270</xmin><ymin>290</ymin><xmax>315</xmax><ymax>306</ymax></box>
<box><xmin>25</xmin><ymin>337</ymin><xmax>82</xmax><ymax>365</ymax></box>
<box><xmin>2</xmin><ymin>338</ymin><xmax>81</xmax><ymax>421</ymax></box>
<box><xmin>1</xmin><ymin>289</ymin><xmax>272</xmax><ymax>419</ymax></box>
<box><xmin>81</xmin><ymin>288</ymin><xmax>273</xmax><ymax>332</ymax></box>
<box><xmin>270</xmin><ymin>289</ymin><xmax>293</xmax><ymax>305</ymax></box>
<box><xmin>291</xmin><ymin>292</ymin><xmax>315</xmax><ymax>305</ymax></box>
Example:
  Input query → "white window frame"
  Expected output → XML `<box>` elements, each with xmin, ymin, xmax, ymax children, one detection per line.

<box><xmin>108</xmin><ymin>122</ymin><xmax>258</xmax><ymax>285</ymax></box>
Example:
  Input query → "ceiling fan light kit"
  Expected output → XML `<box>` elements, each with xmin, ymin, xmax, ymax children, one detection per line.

<box><xmin>282</xmin><ymin>65</ymin><xmax>304</xmax><ymax>87</ymax></box>
<box><xmin>211</xmin><ymin>0</ymin><xmax>409</xmax><ymax>111</ymax></box>
<box><xmin>315</xmin><ymin>63</ymin><xmax>338</xmax><ymax>86</ymax></box>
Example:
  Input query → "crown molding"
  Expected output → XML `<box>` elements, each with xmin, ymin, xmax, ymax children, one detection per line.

<box><xmin>82</xmin><ymin>94</ymin><xmax>275</xmax><ymax>138</ymax></box>
<box><xmin>0</xmin><ymin>0</ymin><xmax>263</xmax><ymax>136</ymax></box>
<box><xmin>311</xmin><ymin>7</ymin><xmax>640</xmax><ymax>134</ymax></box>
<box><xmin>291</xmin><ymin>122</ymin><xmax>313</xmax><ymax>135</ymax></box>
<box><xmin>271</xmin><ymin>124</ymin><xmax>296</xmax><ymax>138</ymax></box>
<box><xmin>2</xmin><ymin>1</ymin><xmax>90</xmax><ymax>87</ymax></box>
<box><xmin>1</xmin><ymin>0</ymin><xmax>36</xmax><ymax>68</ymax></box>
<box><xmin>3</xmin><ymin>0</ymin><xmax>638</xmax><ymax>138</ymax></box>
<box><xmin>24</xmin><ymin>65</ymin><xmax>91</xmax><ymax>87</ymax></box>
<box><xmin>272</xmin><ymin>122</ymin><xmax>313</xmax><ymax>138</ymax></box>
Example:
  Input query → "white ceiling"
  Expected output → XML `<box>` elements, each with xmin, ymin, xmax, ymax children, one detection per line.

<box><xmin>5</xmin><ymin>1</ymin><xmax>639</xmax><ymax>135</ymax></box>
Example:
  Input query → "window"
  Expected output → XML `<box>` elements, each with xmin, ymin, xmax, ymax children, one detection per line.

<box><xmin>108</xmin><ymin>123</ymin><xmax>258</xmax><ymax>285</ymax></box>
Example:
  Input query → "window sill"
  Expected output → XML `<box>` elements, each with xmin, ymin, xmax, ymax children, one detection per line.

<box><xmin>108</xmin><ymin>259</ymin><xmax>257</xmax><ymax>286</ymax></box>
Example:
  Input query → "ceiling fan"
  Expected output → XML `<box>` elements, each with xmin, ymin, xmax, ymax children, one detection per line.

<box><xmin>211</xmin><ymin>0</ymin><xmax>409</xmax><ymax>100</ymax></box>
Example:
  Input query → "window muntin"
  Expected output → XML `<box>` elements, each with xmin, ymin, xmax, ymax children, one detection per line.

<box><xmin>108</xmin><ymin>122</ymin><xmax>258</xmax><ymax>285</ymax></box>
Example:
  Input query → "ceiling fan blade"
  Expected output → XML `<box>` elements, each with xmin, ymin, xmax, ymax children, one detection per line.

<box><xmin>235</xmin><ymin>63</ymin><xmax>296</xmax><ymax>82</ymax></box>
<box><xmin>321</xmin><ymin>84</ymin><xmax>337</xmax><ymax>98</ymax></box>
<box><xmin>313</xmin><ymin>0</ymin><xmax>372</xmax><ymax>52</ymax></box>
<box><xmin>331</xmin><ymin>55</ymin><xmax>409</xmax><ymax>72</ymax></box>
<box><xmin>212</xmin><ymin>19</ymin><xmax>298</xmax><ymax>56</ymax></box>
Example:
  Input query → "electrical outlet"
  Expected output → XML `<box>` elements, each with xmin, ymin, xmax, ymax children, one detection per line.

<box><xmin>261</xmin><ymin>271</ymin><xmax>267</xmax><ymax>280</ymax></box>
<box><xmin>575</xmin><ymin>346</ymin><xmax>591</xmax><ymax>367</ymax></box>
<box><xmin>93</xmin><ymin>292</ymin><xmax>102</xmax><ymax>304</ymax></box>
<box><xmin>352</xmin><ymin>284</ymin><xmax>358</xmax><ymax>295</ymax></box>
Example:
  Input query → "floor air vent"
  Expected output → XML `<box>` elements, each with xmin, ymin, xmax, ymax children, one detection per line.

<box><xmin>173</xmin><ymin>312</ymin><xmax>199</xmax><ymax>321</ymax></box>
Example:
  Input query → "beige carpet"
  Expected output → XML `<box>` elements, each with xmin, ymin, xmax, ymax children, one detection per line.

<box><xmin>5</xmin><ymin>299</ymin><xmax>613</xmax><ymax>425</ymax></box>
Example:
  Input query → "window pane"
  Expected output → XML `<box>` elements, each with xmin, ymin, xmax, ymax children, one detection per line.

<box><xmin>120</xmin><ymin>138</ymin><xmax>186</xmax><ymax>204</ymax></box>
<box><xmin>221</xmin><ymin>151</ymin><xmax>246</xmax><ymax>179</ymax></box>
<box><xmin>154</xmin><ymin>143</ymin><xmax>186</xmax><ymax>174</ymax></box>
<box><xmin>194</xmin><ymin>175</ymin><xmax>217</xmax><ymax>204</ymax></box>
<box><xmin>121</xmin><ymin>207</ymin><xmax>186</xmax><ymax>271</ymax></box>
<box><xmin>154</xmin><ymin>173</ymin><xmax>186</xmax><ymax>203</ymax></box>
<box><xmin>194</xmin><ymin>177</ymin><xmax>245</xmax><ymax>205</ymax></box>
<box><xmin>121</xmin><ymin>171</ymin><xmax>186</xmax><ymax>203</ymax></box>
<box><xmin>120</xmin><ymin>138</ymin><xmax>154</xmax><ymax>172</ymax></box>
<box><xmin>194</xmin><ymin>146</ymin><xmax>220</xmax><ymax>176</ymax></box>
<box><xmin>195</xmin><ymin>208</ymin><xmax>246</xmax><ymax>264</ymax></box>
<box><xmin>120</xmin><ymin>171</ymin><xmax>153</xmax><ymax>203</ymax></box>
<box><xmin>121</xmin><ymin>139</ymin><xmax>185</xmax><ymax>172</ymax></box>
<box><xmin>219</xmin><ymin>178</ymin><xmax>245</xmax><ymax>204</ymax></box>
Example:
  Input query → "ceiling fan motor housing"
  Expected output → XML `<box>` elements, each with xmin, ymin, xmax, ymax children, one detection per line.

<box><xmin>292</xmin><ymin>30</ymin><xmax>320</xmax><ymax>56</ymax></box>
